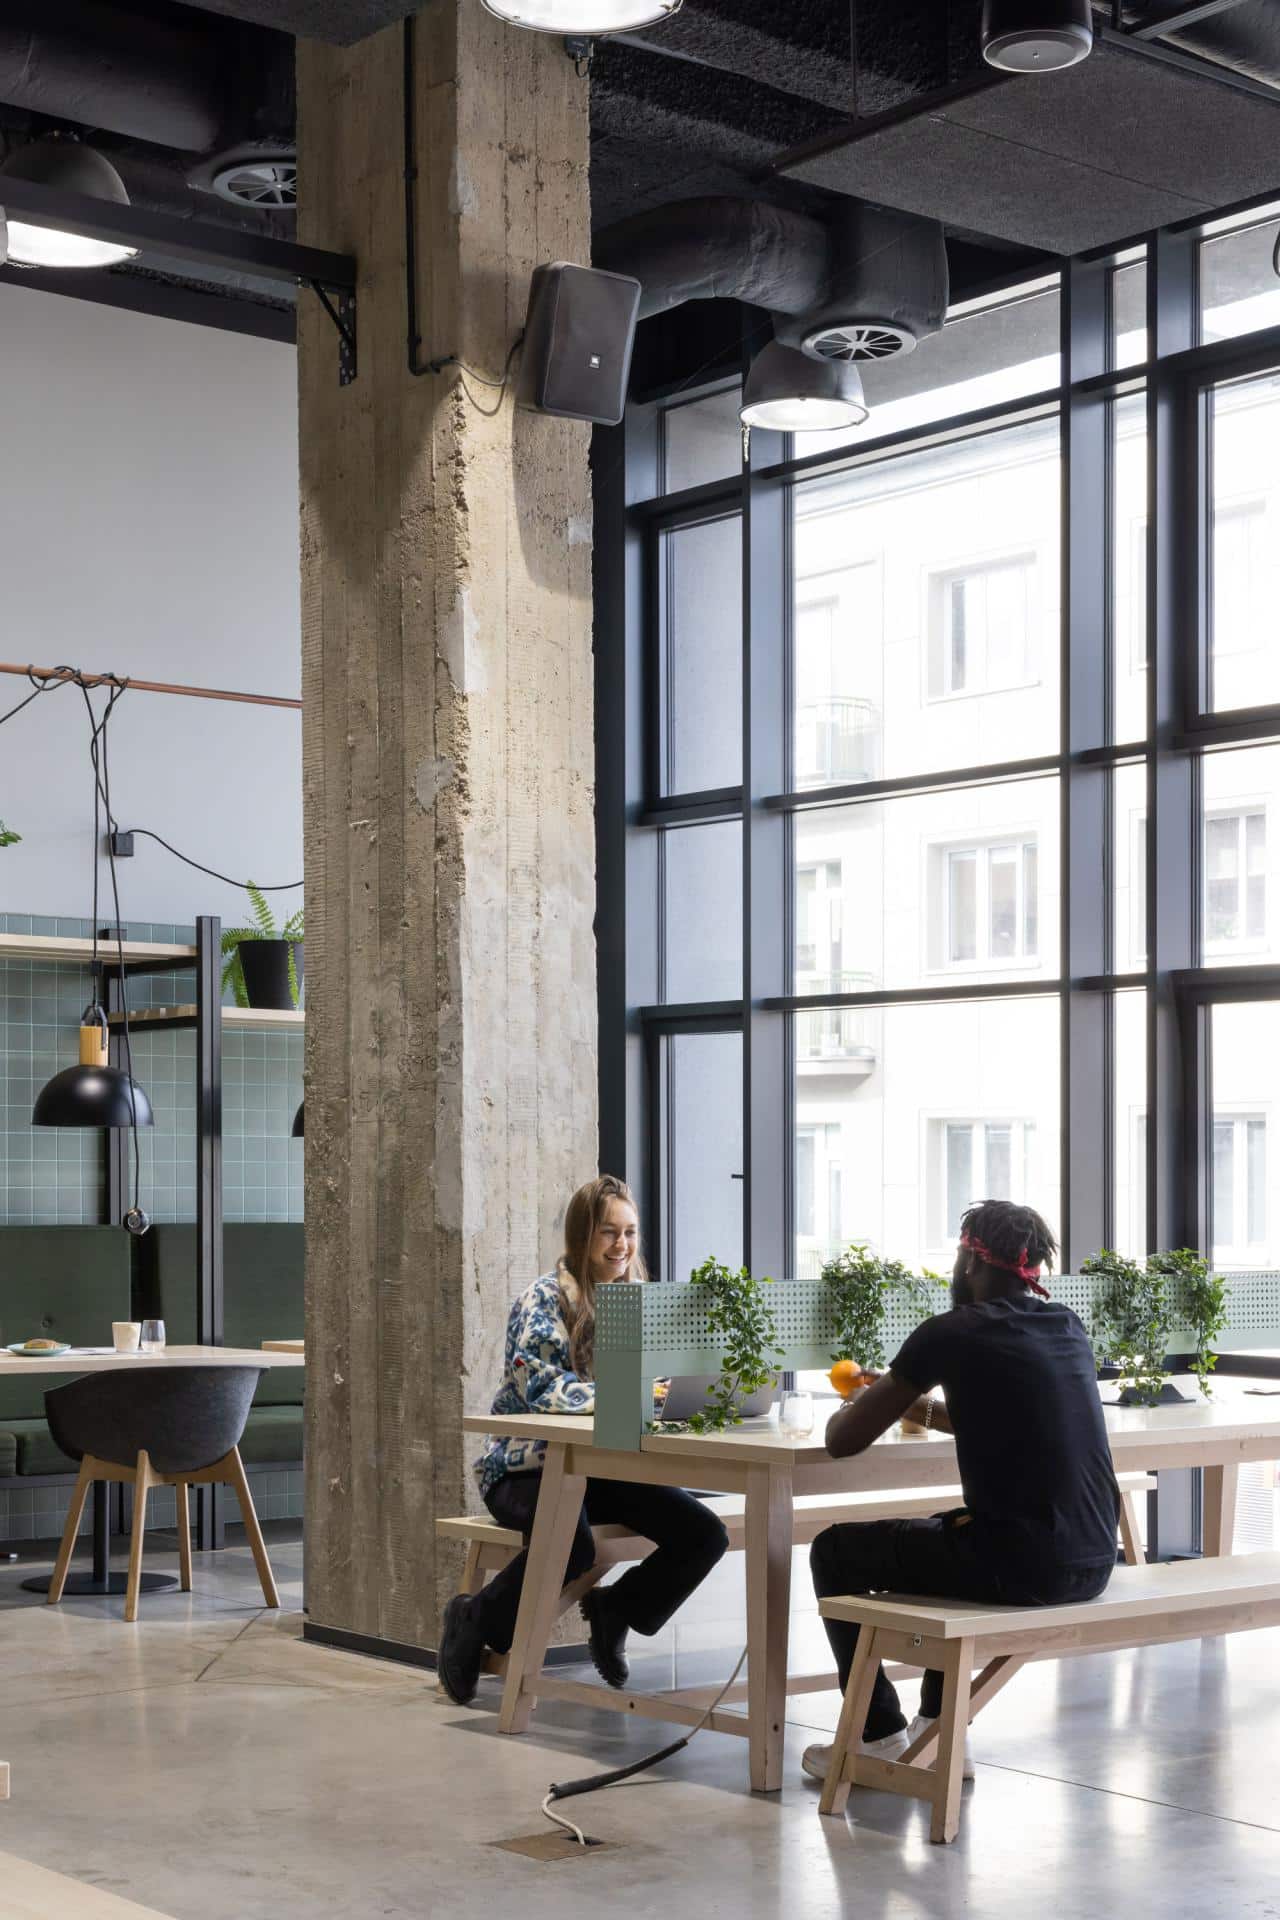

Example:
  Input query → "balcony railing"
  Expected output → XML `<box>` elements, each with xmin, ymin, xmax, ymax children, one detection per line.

<box><xmin>795</xmin><ymin>970</ymin><xmax>878</xmax><ymax>1067</ymax></box>
<box><xmin>796</xmin><ymin>697</ymin><xmax>882</xmax><ymax>788</ymax></box>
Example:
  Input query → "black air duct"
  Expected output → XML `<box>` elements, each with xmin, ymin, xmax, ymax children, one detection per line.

<box><xmin>595</xmin><ymin>196</ymin><xmax>947</xmax><ymax>364</ymax></box>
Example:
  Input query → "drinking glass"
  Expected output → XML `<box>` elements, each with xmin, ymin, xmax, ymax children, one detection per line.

<box><xmin>140</xmin><ymin>1319</ymin><xmax>166</xmax><ymax>1354</ymax></box>
<box><xmin>778</xmin><ymin>1389</ymin><xmax>815</xmax><ymax>1438</ymax></box>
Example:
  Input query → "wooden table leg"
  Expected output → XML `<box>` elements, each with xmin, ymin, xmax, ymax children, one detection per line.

<box><xmin>745</xmin><ymin>1463</ymin><xmax>793</xmax><ymax>1794</ymax></box>
<box><xmin>1203</xmin><ymin>1463</ymin><xmax>1239</xmax><ymax>1557</ymax></box>
<box><xmin>497</xmin><ymin>1444</ymin><xmax>587</xmax><ymax>1736</ymax></box>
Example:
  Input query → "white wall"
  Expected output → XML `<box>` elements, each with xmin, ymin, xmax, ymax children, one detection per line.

<box><xmin>0</xmin><ymin>283</ymin><xmax>301</xmax><ymax>926</ymax></box>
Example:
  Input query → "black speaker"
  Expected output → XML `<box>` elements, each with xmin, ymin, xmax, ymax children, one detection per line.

<box><xmin>517</xmin><ymin>262</ymin><xmax>641</xmax><ymax>427</ymax></box>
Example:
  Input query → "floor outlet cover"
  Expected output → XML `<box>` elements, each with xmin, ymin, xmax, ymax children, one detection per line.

<box><xmin>490</xmin><ymin>1833</ymin><xmax>613</xmax><ymax>1862</ymax></box>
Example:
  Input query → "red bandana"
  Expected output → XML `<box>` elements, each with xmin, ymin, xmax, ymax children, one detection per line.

<box><xmin>961</xmin><ymin>1230</ymin><xmax>1050</xmax><ymax>1299</ymax></box>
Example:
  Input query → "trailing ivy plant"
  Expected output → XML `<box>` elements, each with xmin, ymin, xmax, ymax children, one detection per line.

<box><xmin>0</xmin><ymin>820</ymin><xmax>19</xmax><ymax>848</ymax></box>
<box><xmin>1147</xmin><ymin>1248</ymin><xmax>1229</xmax><ymax>1398</ymax></box>
<box><xmin>220</xmin><ymin>881</ymin><xmax>304</xmax><ymax>1009</ymax></box>
<box><xmin>686</xmin><ymin>1256</ymin><xmax>785</xmax><ymax>1433</ymax></box>
<box><xmin>822</xmin><ymin>1242</ymin><xmax>946</xmax><ymax>1373</ymax></box>
<box><xmin>1082</xmin><ymin>1249</ymin><xmax>1173</xmax><ymax>1406</ymax></box>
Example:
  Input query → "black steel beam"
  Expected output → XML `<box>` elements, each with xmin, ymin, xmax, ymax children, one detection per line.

<box><xmin>0</xmin><ymin>178</ymin><xmax>355</xmax><ymax>291</ymax></box>
<box><xmin>195</xmin><ymin>915</ymin><xmax>224</xmax><ymax>1552</ymax></box>
<box><xmin>1118</xmin><ymin>2</ymin><xmax>1252</xmax><ymax>44</ymax></box>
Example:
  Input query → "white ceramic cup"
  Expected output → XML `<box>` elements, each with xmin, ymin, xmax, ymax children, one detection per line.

<box><xmin>112</xmin><ymin>1321</ymin><xmax>142</xmax><ymax>1354</ymax></box>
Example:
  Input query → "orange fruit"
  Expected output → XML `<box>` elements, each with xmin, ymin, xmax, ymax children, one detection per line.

<box><xmin>828</xmin><ymin>1359</ymin><xmax>864</xmax><ymax>1399</ymax></box>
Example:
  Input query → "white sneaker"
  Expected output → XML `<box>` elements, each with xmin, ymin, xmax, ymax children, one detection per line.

<box><xmin>801</xmin><ymin>1726</ymin><xmax>910</xmax><ymax>1781</ymax></box>
<box><xmin>906</xmin><ymin>1712</ymin><xmax>975</xmax><ymax>1780</ymax></box>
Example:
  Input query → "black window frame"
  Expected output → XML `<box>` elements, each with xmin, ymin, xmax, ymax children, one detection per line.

<box><xmin>596</xmin><ymin>205</ymin><xmax>1280</xmax><ymax>1290</ymax></box>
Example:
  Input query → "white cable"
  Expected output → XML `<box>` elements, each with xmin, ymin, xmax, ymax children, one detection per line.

<box><xmin>537</xmin><ymin>1643</ymin><xmax>750</xmax><ymax>1848</ymax></box>
<box><xmin>541</xmin><ymin>1791</ymin><xmax>590</xmax><ymax>1848</ymax></box>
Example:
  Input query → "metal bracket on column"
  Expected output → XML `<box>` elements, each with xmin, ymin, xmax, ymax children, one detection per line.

<box><xmin>307</xmin><ymin>279</ymin><xmax>358</xmax><ymax>387</ymax></box>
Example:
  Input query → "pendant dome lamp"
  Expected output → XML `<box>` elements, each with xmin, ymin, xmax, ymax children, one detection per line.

<box><xmin>981</xmin><ymin>0</ymin><xmax>1093</xmax><ymax>73</ymax></box>
<box><xmin>32</xmin><ymin>1002</ymin><xmax>153</xmax><ymax>1129</ymax></box>
<box><xmin>480</xmin><ymin>1</ymin><xmax>682</xmax><ymax>34</ymax></box>
<box><xmin>740</xmin><ymin>341</ymin><xmax>869</xmax><ymax>434</ymax></box>
<box><xmin>0</xmin><ymin>133</ymin><xmax>138</xmax><ymax>270</ymax></box>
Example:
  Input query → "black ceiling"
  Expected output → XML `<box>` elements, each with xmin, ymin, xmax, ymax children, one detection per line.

<box><xmin>3</xmin><ymin>2</ymin><xmax>1280</xmax><ymax>326</ymax></box>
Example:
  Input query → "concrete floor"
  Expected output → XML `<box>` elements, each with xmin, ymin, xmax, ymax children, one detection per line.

<box><xmin>1</xmin><ymin>1528</ymin><xmax>1279</xmax><ymax>1919</ymax></box>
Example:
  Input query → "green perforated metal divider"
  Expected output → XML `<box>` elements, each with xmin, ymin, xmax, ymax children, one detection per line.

<box><xmin>593</xmin><ymin>1271</ymin><xmax>1280</xmax><ymax>1452</ymax></box>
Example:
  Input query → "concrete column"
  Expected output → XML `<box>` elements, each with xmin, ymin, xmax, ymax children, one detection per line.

<box><xmin>296</xmin><ymin>5</ymin><xmax>596</xmax><ymax>1654</ymax></box>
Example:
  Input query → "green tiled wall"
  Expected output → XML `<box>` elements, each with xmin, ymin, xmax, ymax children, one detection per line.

<box><xmin>0</xmin><ymin>914</ymin><xmax>303</xmax><ymax>1226</ymax></box>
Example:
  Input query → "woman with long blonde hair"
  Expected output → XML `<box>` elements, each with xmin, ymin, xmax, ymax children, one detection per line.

<box><xmin>438</xmin><ymin>1174</ymin><xmax>728</xmax><ymax>1706</ymax></box>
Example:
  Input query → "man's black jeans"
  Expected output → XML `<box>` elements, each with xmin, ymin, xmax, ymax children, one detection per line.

<box><xmin>465</xmin><ymin>1471</ymin><xmax>730</xmax><ymax>1656</ymax></box>
<box><xmin>810</xmin><ymin>1512</ymin><xmax>1113</xmax><ymax>1739</ymax></box>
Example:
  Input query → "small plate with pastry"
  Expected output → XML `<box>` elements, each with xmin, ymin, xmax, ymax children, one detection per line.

<box><xmin>6</xmin><ymin>1339</ymin><xmax>71</xmax><ymax>1358</ymax></box>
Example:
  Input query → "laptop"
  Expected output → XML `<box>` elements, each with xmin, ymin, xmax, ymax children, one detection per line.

<box><xmin>654</xmin><ymin>1374</ymin><xmax>778</xmax><ymax>1423</ymax></box>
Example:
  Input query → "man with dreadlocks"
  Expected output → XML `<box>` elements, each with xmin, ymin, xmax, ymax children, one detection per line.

<box><xmin>802</xmin><ymin>1198</ymin><xmax>1120</xmax><ymax>1785</ymax></box>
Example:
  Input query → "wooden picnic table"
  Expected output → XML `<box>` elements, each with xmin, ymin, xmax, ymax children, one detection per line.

<box><xmin>463</xmin><ymin>1384</ymin><xmax>1280</xmax><ymax>1793</ymax></box>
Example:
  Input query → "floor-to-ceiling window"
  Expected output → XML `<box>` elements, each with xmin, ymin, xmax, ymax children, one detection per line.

<box><xmin>598</xmin><ymin>197</ymin><xmax>1280</xmax><ymax>1322</ymax></box>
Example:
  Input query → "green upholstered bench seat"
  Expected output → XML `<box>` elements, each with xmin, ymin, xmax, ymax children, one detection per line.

<box><xmin>5</xmin><ymin>1405</ymin><xmax>301</xmax><ymax>1477</ymax></box>
<box><xmin>238</xmin><ymin>1405</ymin><xmax>304</xmax><ymax>1464</ymax></box>
<box><xmin>6</xmin><ymin>1419</ymin><xmax>76</xmax><ymax>1477</ymax></box>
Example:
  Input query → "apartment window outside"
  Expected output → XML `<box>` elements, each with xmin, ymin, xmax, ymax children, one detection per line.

<box><xmin>1213</xmin><ymin>1114</ymin><xmax>1267</xmax><ymax>1258</ymax></box>
<box><xmin>1212</xmin><ymin>501</ymin><xmax>1267</xmax><ymax>659</ymax></box>
<box><xmin>931</xmin><ymin>1118</ymin><xmax>1036</xmax><ymax>1246</ymax></box>
<box><xmin>931</xmin><ymin>556</ymin><xmax>1037</xmax><ymax>701</ymax></box>
<box><xmin>1205</xmin><ymin>808</ymin><xmax>1266</xmax><ymax>950</ymax></box>
<box><xmin>942</xmin><ymin>839</ymin><xmax>1038</xmax><ymax>967</ymax></box>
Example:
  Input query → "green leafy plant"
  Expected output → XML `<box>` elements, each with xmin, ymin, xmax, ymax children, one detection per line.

<box><xmin>687</xmin><ymin>1256</ymin><xmax>785</xmax><ymax>1433</ymax></box>
<box><xmin>0</xmin><ymin>820</ymin><xmax>19</xmax><ymax>848</ymax></box>
<box><xmin>1083</xmin><ymin>1248</ymin><xmax>1173</xmax><ymax>1405</ymax></box>
<box><xmin>822</xmin><ymin>1242</ymin><xmax>946</xmax><ymax>1373</ymax></box>
<box><xmin>220</xmin><ymin>882</ymin><xmax>304</xmax><ymax>1008</ymax></box>
<box><xmin>1147</xmin><ymin>1248</ymin><xmax>1229</xmax><ymax>1397</ymax></box>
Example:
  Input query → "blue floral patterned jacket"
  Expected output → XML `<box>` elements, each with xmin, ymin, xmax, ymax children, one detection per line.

<box><xmin>474</xmin><ymin>1272</ymin><xmax>595</xmax><ymax>1498</ymax></box>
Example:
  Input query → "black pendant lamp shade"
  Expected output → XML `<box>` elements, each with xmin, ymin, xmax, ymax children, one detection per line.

<box><xmin>33</xmin><ymin>1007</ymin><xmax>154</xmax><ymax>1130</ymax></box>
<box><xmin>292</xmin><ymin>1101</ymin><xmax>304</xmax><ymax>1138</ymax></box>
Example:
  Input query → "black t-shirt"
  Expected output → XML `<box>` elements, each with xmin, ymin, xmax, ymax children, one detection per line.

<box><xmin>891</xmin><ymin>1294</ymin><xmax>1120</xmax><ymax>1574</ymax></box>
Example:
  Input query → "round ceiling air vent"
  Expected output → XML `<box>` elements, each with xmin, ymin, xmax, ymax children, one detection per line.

<box><xmin>803</xmin><ymin>321</ymin><xmax>917</xmax><ymax>363</ymax></box>
<box><xmin>211</xmin><ymin>157</ymin><xmax>297</xmax><ymax>210</ymax></box>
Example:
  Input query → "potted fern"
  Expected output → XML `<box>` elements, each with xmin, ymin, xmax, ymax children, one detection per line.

<box><xmin>685</xmin><ymin>1256</ymin><xmax>785</xmax><ymax>1433</ymax></box>
<box><xmin>221</xmin><ymin>883</ymin><xmax>304</xmax><ymax>1011</ymax></box>
<box><xmin>0</xmin><ymin>820</ymin><xmax>19</xmax><ymax>847</ymax></box>
<box><xmin>1083</xmin><ymin>1248</ymin><xmax>1181</xmax><ymax>1406</ymax></box>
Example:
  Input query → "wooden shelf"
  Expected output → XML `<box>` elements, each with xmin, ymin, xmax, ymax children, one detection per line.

<box><xmin>106</xmin><ymin>1004</ymin><xmax>304</xmax><ymax>1032</ymax></box>
<box><xmin>0</xmin><ymin>932</ymin><xmax>197</xmax><ymax>966</ymax></box>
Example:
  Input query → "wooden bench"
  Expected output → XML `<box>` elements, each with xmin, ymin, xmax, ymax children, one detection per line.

<box><xmin>438</xmin><ymin>1474</ymin><xmax>1153</xmax><ymax>1607</ymax></box>
<box><xmin>818</xmin><ymin>1548</ymin><xmax>1280</xmax><ymax>1845</ymax></box>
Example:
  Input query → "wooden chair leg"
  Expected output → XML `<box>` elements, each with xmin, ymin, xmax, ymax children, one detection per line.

<box><xmin>819</xmin><ymin>1626</ymin><xmax>882</xmax><ymax>1818</ymax></box>
<box><xmin>175</xmin><ymin>1480</ymin><xmax>193</xmax><ymax>1592</ymax></box>
<box><xmin>930</xmin><ymin>1639</ymin><xmax>975</xmax><ymax>1845</ymax></box>
<box><xmin>124</xmin><ymin>1452</ymin><xmax>154</xmax><ymax>1624</ymax></box>
<box><xmin>0</xmin><ymin>1760</ymin><xmax>9</xmax><ymax>1801</ymax></box>
<box><xmin>225</xmin><ymin>1446</ymin><xmax>279</xmax><ymax>1608</ymax></box>
<box><xmin>1118</xmin><ymin>1489</ymin><xmax>1146</xmax><ymax>1567</ymax></box>
<box><xmin>47</xmin><ymin>1459</ymin><xmax>95</xmax><ymax>1605</ymax></box>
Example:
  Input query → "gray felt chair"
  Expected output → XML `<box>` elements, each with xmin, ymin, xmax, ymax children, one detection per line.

<box><xmin>44</xmin><ymin>1366</ymin><xmax>279</xmax><ymax>1621</ymax></box>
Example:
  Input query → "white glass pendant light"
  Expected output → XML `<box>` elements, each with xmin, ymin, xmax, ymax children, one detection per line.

<box><xmin>740</xmin><ymin>342</ymin><xmax>869</xmax><ymax>434</ymax></box>
<box><xmin>481</xmin><ymin>0</ymin><xmax>682</xmax><ymax>34</ymax></box>
<box><xmin>0</xmin><ymin>136</ymin><xmax>137</xmax><ymax>270</ymax></box>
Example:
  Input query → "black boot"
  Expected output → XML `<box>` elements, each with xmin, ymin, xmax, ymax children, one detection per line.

<box><xmin>438</xmin><ymin>1595</ymin><xmax>487</xmax><ymax>1705</ymax></box>
<box><xmin>580</xmin><ymin>1587</ymin><xmax>630</xmax><ymax>1688</ymax></box>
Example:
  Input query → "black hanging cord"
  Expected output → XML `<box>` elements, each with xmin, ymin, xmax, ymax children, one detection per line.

<box><xmin>114</xmin><ymin>828</ymin><xmax>302</xmax><ymax>893</ymax></box>
<box><xmin>72</xmin><ymin>674</ymin><xmax>144</xmax><ymax>1223</ymax></box>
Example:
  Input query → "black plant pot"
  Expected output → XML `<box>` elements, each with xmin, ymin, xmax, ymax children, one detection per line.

<box><xmin>238</xmin><ymin>939</ymin><xmax>303</xmax><ymax>1011</ymax></box>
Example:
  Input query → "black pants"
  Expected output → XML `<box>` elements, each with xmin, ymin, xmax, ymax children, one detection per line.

<box><xmin>810</xmin><ymin>1513</ymin><xmax>1113</xmax><ymax>1740</ymax></box>
<box><xmin>465</xmin><ymin>1471</ymin><xmax>730</xmax><ymax>1656</ymax></box>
